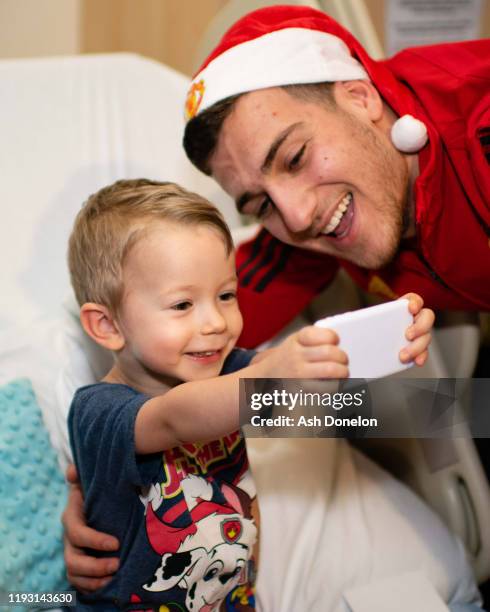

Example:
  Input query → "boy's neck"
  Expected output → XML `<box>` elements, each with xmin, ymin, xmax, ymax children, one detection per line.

<box><xmin>103</xmin><ymin>363</ymin><xmax>176</xmax><ymax>397</ymax></box>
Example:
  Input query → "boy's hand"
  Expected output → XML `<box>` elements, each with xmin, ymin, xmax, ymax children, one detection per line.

<box><xmin>63</xmin><ymin>464</ymin><xmax>120</xmax><ymax>592</ymax></box>
<box><xmin>399</xmin><ymin>293</ymin><xmax>434</xmax><ymax>367</ymax></box>
<box><xmin>256</xmin><ymin>326</ymin><xmax>349</xmax><ymax>379</ymax></box>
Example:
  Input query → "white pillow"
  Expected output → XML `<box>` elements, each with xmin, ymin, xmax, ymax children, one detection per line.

<box><xmin>53</xmin><ymin>292</ymin><xmax>113</xmax><ymax>470</ymax></box>
<box><xmin>0</xmin><ymin>318</ymin><xmax>68</xmax><ymax>470</ymax></box>
<box><xmin>0</xmin><ymin>290</ymin><xmax>111</xmax><ymax>473</ymax></box>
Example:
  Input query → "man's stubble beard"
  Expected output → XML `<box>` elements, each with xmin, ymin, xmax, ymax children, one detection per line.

<box><xmin>342</xmin><ymin>110</ymin><xmax>411</xmax><ymax>271</ymax></box>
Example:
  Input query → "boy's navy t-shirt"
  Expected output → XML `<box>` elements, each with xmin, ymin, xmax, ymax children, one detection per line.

<box><xmin>68</xmin><ymin>348</ymin><xmax>257</xmax><ymax>611</ymax></box>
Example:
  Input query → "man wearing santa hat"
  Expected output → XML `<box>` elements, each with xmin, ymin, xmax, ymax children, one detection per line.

<box><xmin>183</xmin><ymin>4</ymin><xmax>490</xmax><ymax>348</ymax></box>
<box><xmin>63</xmin><ymin>6</ymin><xmax>487</xmax><ymax>610</ymax></box>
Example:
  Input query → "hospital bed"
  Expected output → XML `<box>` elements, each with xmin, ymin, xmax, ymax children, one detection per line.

<box><xmin>0</xmin><ymin>7</ymin><xmax>488</xmax><ymax>611</ymax></box>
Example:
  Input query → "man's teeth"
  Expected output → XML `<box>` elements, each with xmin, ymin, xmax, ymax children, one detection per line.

<box><xmin>322</xmin><ymin>193</ymin><xmax>352</xmax><ymax>235</ymax></box>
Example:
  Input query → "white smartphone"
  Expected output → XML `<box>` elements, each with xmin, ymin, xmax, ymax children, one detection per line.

<box><xmin>315</xmin><ymin>299</ymin><xmax>413</xmax><ymax>379</ymax></box>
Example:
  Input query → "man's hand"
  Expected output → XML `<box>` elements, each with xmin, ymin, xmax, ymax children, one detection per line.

<box><xmin>399</xmin><ymin>293</ymin><xmax>435</xmax><ymax>367</ymax></box>
<box><xmin>63</xmin><ymin>464</ymin><xmax>120</xmax><ymax>592</ymax></box>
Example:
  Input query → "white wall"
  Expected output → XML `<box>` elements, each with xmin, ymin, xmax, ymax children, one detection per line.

<box><xmin>0</xmin><ymin>0</ymin><xmax>80</xmax><ymax>59</ymax></box>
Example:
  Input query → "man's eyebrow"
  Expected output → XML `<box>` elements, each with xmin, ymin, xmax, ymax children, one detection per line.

<box><xmin>235</xmin><ymin>122</ymin><xmax>304</xmax><ymax>213</ymax></box>
<box><xmin>261</xmin><ymin>122</ymin><xmax>303</xmax><ymax>173</ymax></box>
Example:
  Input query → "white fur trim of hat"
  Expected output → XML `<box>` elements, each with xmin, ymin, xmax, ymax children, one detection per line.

<box><xmin>185</xmin><ymin>20</ymin><xmax>428</xmax><ymax>153</ymax></box>
<box><xmin>185</xmin><ymin>28</ymin><xmax>367</xmax><ymax>121</ymax></box>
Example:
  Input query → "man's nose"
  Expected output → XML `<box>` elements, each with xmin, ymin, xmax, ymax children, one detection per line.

<box><xmin>271</xmin><ymin>186</ymin><xmax>317</xmax><ymax>234</ymax></box>
<box><xmin>200</xmin><ymin>305</ymin><xmax>227</xmax><ymax>335</ymax></box>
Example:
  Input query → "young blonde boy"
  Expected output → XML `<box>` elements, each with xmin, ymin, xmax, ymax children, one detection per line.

<box><xmin>67</xmin><ymin>179</ymin><xmax>433</xmax><ymax>610</ymax></box>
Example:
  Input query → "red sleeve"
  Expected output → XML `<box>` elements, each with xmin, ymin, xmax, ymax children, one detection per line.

<box><xmin>236</xmin><ymin>229</ymin><xmax>338</xmax><ymax>348</ymax></box>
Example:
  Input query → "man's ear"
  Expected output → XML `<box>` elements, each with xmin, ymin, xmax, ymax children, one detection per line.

<box><xmin>80</xmin><ymin>303</ymin><xmax>125</xmax><ymax>351</ymax></box>
<box><xmin>334</xmin><ymin>80</ymin><xmax>384</xmax><ymax>123</ymax></box>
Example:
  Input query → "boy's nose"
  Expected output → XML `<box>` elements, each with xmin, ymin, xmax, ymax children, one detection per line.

<box><xmin>201</xmin><ymin>307</ymin><xmax>227</xmax><ymax>335</ymax></box>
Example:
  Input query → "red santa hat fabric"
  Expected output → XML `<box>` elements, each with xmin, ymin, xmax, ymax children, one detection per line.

<box><xmin>185</xmin><ymin>5</ymin><xmax>427</xmax><ymax>153</ymax></box>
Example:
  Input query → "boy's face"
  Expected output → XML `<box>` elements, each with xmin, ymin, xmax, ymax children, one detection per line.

<box><xmin>115</xmin><ymin>221</ymin><xmax>242</xmax><ymax>392</ymax></box>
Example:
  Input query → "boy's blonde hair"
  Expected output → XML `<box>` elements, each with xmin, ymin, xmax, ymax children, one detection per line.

<box><xmin>68</xmin><ymin>178</ymin><xmax>234</xmax><ymax>312</ymax></box>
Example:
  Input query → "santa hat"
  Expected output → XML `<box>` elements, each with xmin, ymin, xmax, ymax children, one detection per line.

<box><xmin>185</xmin><ymin>5</ymin><xmax>427</xmax><ymax>153</ymax></box>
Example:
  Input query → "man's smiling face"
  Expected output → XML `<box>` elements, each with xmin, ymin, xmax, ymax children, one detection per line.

<box><xmin>210</xmin><ymin>83</ymin><xmax>413</xmax><ymax>270</ymax></box>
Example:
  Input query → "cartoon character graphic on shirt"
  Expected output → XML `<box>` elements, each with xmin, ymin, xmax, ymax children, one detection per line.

<box><xmin>139</xmin><ymin>472</ymin><xmax>257</xmax><ymax>612</ymax></box>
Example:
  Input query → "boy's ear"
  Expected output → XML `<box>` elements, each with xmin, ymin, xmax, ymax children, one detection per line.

<box><xmin>334</xmin><ymin>80</ymin><xmax>384</xmax><ymax>122</ymax></box>
<box><xmin>80</xmin><ymin>303</ymin><xmax>125</xmax><ymax>351</ymax></box>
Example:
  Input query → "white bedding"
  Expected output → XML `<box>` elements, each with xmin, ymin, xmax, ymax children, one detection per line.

<box><xmin>249</xmin><ymin>438</ymin><xmax>479</xmax><ymax>611</ymax></box>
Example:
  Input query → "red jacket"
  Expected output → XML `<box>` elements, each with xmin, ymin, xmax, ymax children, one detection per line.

<box><xmin>236</xmin><ymin>40</ymin><xmax>490</xmax><ymax>348</ymax></box>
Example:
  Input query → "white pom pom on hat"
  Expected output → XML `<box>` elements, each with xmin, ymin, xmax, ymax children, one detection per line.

<box><xmin>391</xmin><ymin>114</ymin><xmax>428</xmax><ymax>153</ymax></box>
<box><xmin>186</xmin><ymin>5</ymin><xmax>428</xmax><ymax>153</ymax></box>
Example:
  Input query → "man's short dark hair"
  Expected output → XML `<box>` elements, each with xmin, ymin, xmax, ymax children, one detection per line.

<box><xmin>183</xmin><ymin>82</ymin><xmax>336</xmax><ymax>176</ymax></box>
